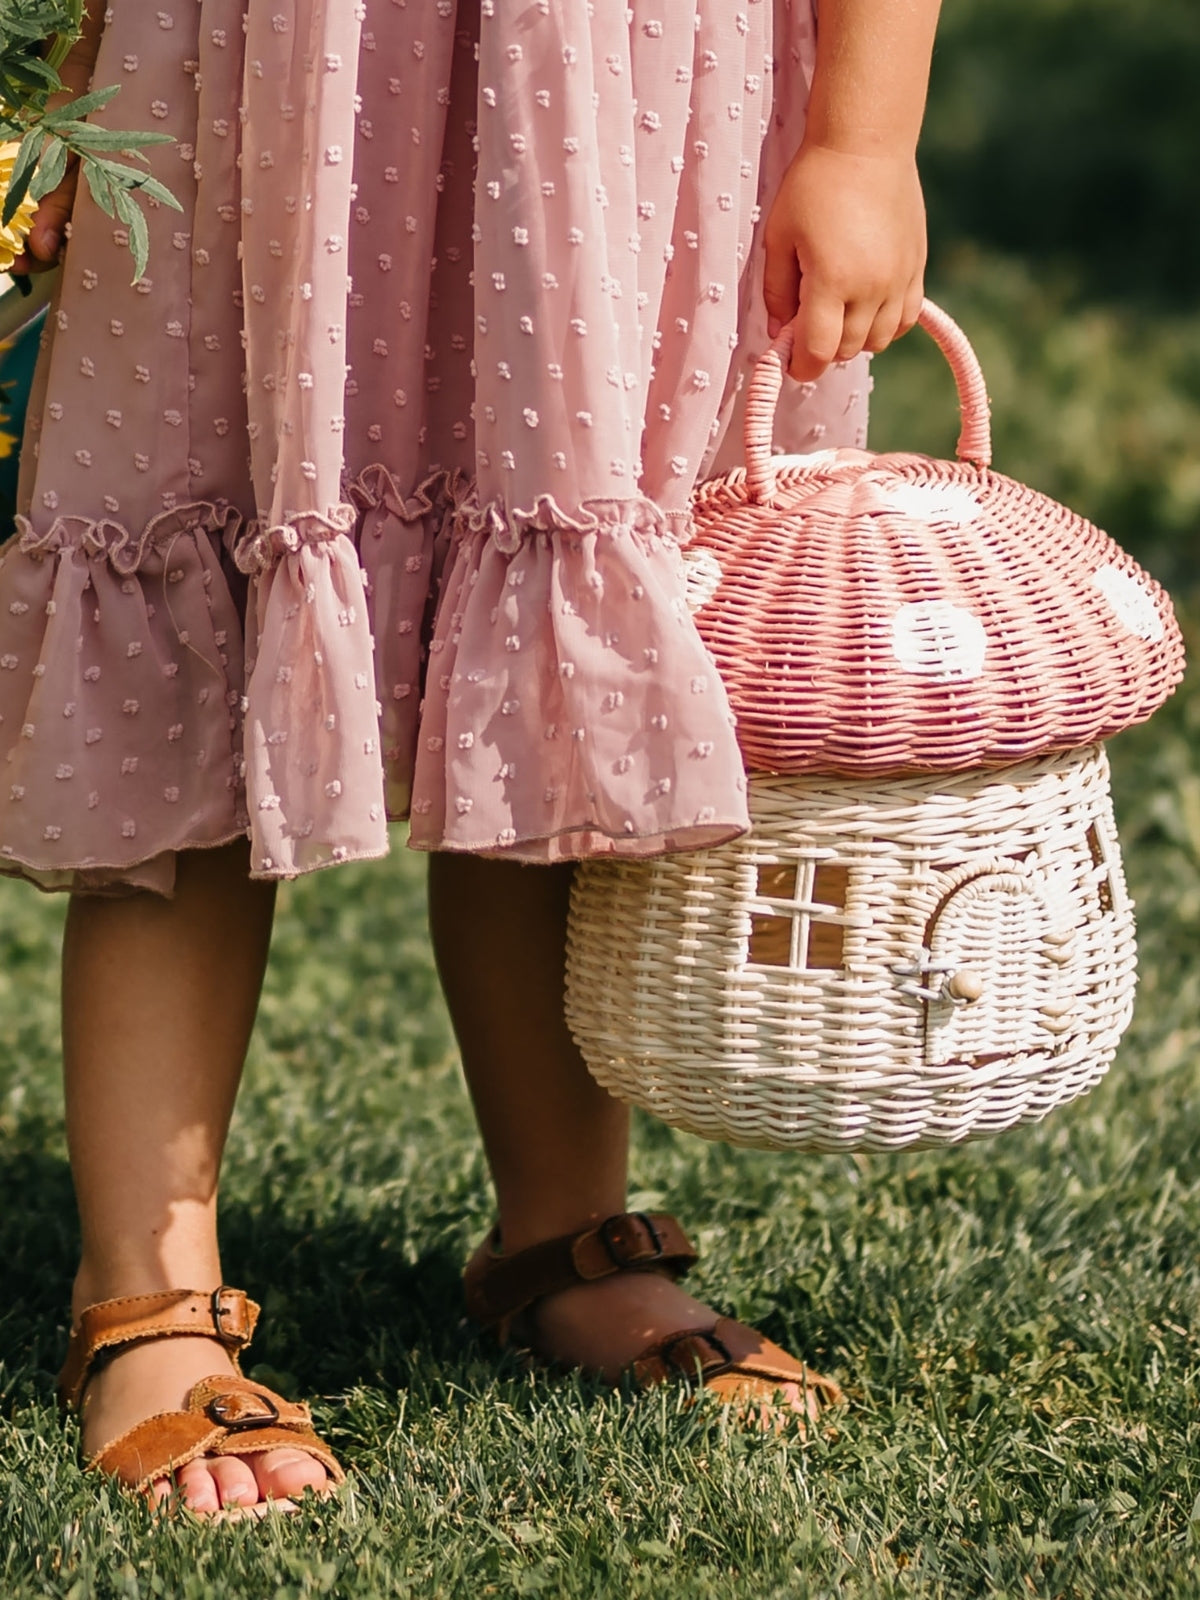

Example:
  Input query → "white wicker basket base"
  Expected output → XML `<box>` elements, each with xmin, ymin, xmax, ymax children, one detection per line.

<box><xmin>565</xmin><ymin>746</ymin><xmax>1136</xmax><ymax>1152</ymax></box>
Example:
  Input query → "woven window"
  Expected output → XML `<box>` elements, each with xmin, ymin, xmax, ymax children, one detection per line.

<box><xmin>749</xmin><ymin>858</ymin><xmax>849</xmax><ymax>971</ymax></box>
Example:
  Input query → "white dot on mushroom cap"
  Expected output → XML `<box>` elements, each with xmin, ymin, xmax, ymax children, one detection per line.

<box><xmin>881</xmin><ymin>481</ymin><xmax>983</xmax><ymax>526</ymax></box>
<box><xmin>890</xmin><ymin>601</ymin><xmax>987</xmax><ymax>681</ymax></box>
<box><xmin>1092</xmin><ymin>564</ymin><xmax>1164</xmax><ymax>644</ymax></box>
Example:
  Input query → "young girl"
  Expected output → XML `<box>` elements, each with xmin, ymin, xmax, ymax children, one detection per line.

<box><xmin>7</xmin><ymin>0</ymin><xmax>939</xmax><ymax>1515</ymax></box>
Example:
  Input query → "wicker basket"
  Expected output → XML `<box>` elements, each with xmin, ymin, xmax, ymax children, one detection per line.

<box><xmin>567</xmin><ymin>747</ymin><xmax>1135</xmax><ymax>1150</ymax></box>
<box><xmin>564</xmin><ymin>303</ymin><xmax>1182</xmax><ymax>1152</ymax></box>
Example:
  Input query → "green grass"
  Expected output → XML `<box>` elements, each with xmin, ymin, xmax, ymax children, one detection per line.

<box><xmin>2</xmin><ymin>643</ymin><xmax>1200</xmax><ymax>1597</ymax></box>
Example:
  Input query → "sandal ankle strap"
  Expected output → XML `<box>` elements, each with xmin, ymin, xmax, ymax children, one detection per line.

<box><xmin>58</xmin><ymin>1287</ymin><xmax>260</xmax><ymax>1413</ymax></box>
<box><xmin>464</xmin><ymin>1212</ymin><xmax>698</xmax><ymax>1334</ymax></box>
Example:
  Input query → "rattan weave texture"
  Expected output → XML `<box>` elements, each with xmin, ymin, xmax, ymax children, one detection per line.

<box><xmin>566</xmin><ymin>747</ymin><xmax>1135</xmax><ymax>1150</ymax></box>
<box><xmin>686</xmin><ymin>302</ymin><xmax>1184</xmax><ymax>775</ymax></box>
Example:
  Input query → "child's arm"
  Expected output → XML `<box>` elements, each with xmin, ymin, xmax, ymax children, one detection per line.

<box><xmin>764</xmin><ymin>0</ymin><xmax>942</xmax><ymax>381</ymax></box>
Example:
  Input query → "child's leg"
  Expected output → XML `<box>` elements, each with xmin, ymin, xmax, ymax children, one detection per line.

<box><xmin>63</xmin><ymin>840</ymin><xmax>330</xmax><ymax>1512</ymax></box>
<box><xmin>428</xmin><ymin>854</ymin><xmax>810</xmax><ymax>1405</ymax></box>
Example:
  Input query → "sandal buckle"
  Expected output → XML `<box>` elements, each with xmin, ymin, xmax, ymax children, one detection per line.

<box><xmin>206</xmin><ymin>1390</ymin><xmax>280</xmax><ymax>1432</ymax></box>
<box><xmin>658</xmin><ymin>1328</ymin><xmax>734</xmax><ymax>1382</ymax></box>
<box><xmin>598</xmin><ymin>1212</ymin><xmax>664</xmax><ymax>1268</ymax></box>
<box><xmin>209</xmin><ymin>1286</ymin><xmax>248</xmax><ymax>1347</ymax></box>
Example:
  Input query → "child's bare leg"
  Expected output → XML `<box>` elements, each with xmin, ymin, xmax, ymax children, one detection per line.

<box><xmin>428</xmin><ymin>854</ymin><xmax>808</xmax><ymax>1406</ymax></box>
<box><xmin>64</xmin><ymin>840</ymin><xmax>330</xmax><ymax>1512</ymax></box>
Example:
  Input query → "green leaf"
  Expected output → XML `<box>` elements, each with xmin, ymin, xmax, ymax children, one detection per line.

<box><xmin>120</xmin><ymin>172</ymin><xmax>182</xmax><ymax>212</ymax></box>
<box><xmin>112</xmin><ymin>185</ymin><xmax>149</xmax><ymax>282</ymax></box>
<box><xmin>78</xmin><ymin>154</ymin><xmax>115</xmax><ymax>219</ymax></box>
<box><xmin>84</xmin><ymin>159</ymin><xmax>182</xmax><ymax>213</ymax></box>
<box><xmin>1</xmin><ymin>127</ymin><xmax>43</xmax><ymax>227</ymax></box>
<box><xmin>29</xmin><ymin>137</ymin><xmax>68</xmax><ymax>201</ymax></box>
<box><xmin>0</xmin><ymin>66</ymin><xmax>56</xmax><ymax>117</ymax></box>
<box><xmin>44</xmin><ymin>122</ymin><xmax>166</xmax><ymax>151</ymax></box>
<box><xmin>13</xmin><ymin>56</ymin><xmax>60</xmax><ymax>92</ymax></box>
<box><xmin>40</xmin><ymin>84</ymin><xmax>120</xmax><ymax>124</ymax></box>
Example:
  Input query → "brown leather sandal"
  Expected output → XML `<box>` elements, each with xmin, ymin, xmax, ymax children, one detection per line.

<box><xmin>463</xmin><ymin>1211</ymin><xmax>843</xmax><ymax>1426</ymax></box>
<box><xmin>58</xmin><ymin>1287</ymin><xmax>345</xmax><ymax>1509</ymax></box>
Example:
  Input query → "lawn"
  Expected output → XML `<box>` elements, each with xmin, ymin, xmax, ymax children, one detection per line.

<box><xmin>1</xmin><ymin>640</ymin><xmax>1199</xmax><ymax>1600</ymax></box>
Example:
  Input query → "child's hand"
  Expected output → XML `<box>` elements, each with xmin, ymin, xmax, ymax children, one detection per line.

<box><xmin>763</xmin><ymin>142</ymin><xmax>927</xmax><ymax>383</ymax></box>
<box><xmin>11</xmin><ymin>160</ymin><xmax>81</xmax><ymax>274</ymax></box>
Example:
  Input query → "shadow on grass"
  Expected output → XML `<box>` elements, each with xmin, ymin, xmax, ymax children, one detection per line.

<box><xmin>0</xmin><ymin>1125</ymin><xmax>494</xmax><ymax>1416</ymax></box>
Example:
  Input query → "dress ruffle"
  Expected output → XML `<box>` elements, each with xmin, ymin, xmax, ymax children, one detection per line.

<box><xmin>0</xmin><ymin>504</ymin><xmax>247</xmax><ymax>894</ymax></box>
<box><xmin>233</xmin><ymin>507</ymin><xmax>388</xmax><ymax>879</ymax></box>
<box><xmin>409</xmin><ymin>492</ymin><xmax>749</xmax><ymax>861</ymax></box>
<box><xmin>0</xmin><ymin>470</ymin><xmax>751</xmax><ymax>886</ymax></box>
<box><xmin>348</xmin><ymin>466</ymin><xmax>461</xmax><ymax>819</ymax></box>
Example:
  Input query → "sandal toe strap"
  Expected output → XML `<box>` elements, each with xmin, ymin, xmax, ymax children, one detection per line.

<box><xmin>194</xmin><ymin>1376</ymin><xmax>346</xmax><ymax>1482</ymax></box>
<box><xmin>633</xmin><ymin>1317</ymin><xmax>844</xmax><ymax>1408</ymax></box>
<box><xmin>87</xmin><ymin>1376</ymin><xmax>346</xmax><ymax>1492</ymax></box>
<box><xmin>89</xmin><ymin>1411</ymin><xmax>226</xmax><ymax>1492</ymax></box>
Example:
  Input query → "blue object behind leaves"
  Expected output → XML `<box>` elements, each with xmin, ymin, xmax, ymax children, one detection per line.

<box><xmin>0</xmin><ymin>306</ymin><xmax>42</xmax><ymax>540</ymax></box>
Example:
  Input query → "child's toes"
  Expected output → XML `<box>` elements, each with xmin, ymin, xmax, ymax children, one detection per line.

<box><xmin>173</xmin><ymin>1458</ymin><xmax>225</xmax><ymax>1515</ymax></box>
<box><xmin>249</xmin><ymin>1446</ymin><xmax>329</xmax><ymax>1504</ymax></box>
<box><xmin>149</xmin><ymin>1475</ymin><xmax>175</xmax><ymax>1509</ymax></box>
<box><xmin>207</xmin><ymin>1455</ymin><xmax>263</xmax><ymax>1509</ymax></box>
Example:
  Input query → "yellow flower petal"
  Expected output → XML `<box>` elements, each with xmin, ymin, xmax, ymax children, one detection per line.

<box><xmin>0</xmin><ymin>137</ymin><xmax>44</xmax><ymax>268</ymax></box>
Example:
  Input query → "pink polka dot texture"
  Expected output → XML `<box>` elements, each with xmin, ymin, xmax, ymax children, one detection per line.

<box><xmin>1</xmin><ymin>0</ymin><xmax>867</xmax><ymax>893</ymax></box>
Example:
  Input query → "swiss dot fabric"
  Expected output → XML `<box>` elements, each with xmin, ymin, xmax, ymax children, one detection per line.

<box><xmin>2</xmin><ymin>0</ymin><xmax>868</xmax><ymax>893</ymax></box>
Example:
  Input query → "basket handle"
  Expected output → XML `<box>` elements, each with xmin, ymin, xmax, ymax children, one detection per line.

<box><xmin>744</xmin><ymin>297</ymin><xmax>993</xmax><ymax>503</ymax></box>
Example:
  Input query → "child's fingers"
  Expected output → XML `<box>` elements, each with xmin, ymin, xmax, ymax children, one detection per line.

<box><xmin>788</xmin><ymin>286</ymin><xmax>845</xmax><ymax>382</ymax></box>
<box><xmin>899</xmin><ymin>279</ymin><xmax>925</xmax><ymax>337</ymax></box>
<box><xmin>834</xmin><ymin>300</ymin><xmax>886</xmax><ymax>363</ymax></box>
<box><xmin>862</xmin><ymin>299</ymin><xmax>906</xmax><ymax>356</ymax></box>
<box><xmin>10</xmin><ymin>205</ymin><xmax>74</xmax><ymax>276</ymax></box>
<box><xmin>8</xmin><ymin>151</ymin><xmax>83</xmax><ymax>276</ymax></box>
<box><xmin>24</xmin><ymin>169</ymin><xmax>80</xmax><ymax>269</ymax></box>
<box><xmin>762</xmin><ymin>237</ymin><xmax>801</xmax><ymax>342</ymax></box>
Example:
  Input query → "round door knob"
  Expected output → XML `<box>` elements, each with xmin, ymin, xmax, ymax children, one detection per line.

<box><xmin>947</xmin><ymin>968</ymin><xmax>984</xmax><ymax>1002</ymax></box>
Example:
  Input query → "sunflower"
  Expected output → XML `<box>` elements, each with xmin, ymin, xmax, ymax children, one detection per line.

<box><xmin>0</xmin><ymin>141</ymin><xmax>39</xmax><ymax>272</ymax></box>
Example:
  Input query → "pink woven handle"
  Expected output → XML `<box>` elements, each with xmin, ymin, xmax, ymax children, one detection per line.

<box><xmin>744</xmin><ymin>298</ymin><xmax>993</xmax><ymax>503</ymax></box>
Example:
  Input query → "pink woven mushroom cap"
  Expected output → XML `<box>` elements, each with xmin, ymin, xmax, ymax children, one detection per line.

<box><xmin>687</xmin><ymin>301</ymin><xmax>1185</xmax><ymax>776</ymax></box>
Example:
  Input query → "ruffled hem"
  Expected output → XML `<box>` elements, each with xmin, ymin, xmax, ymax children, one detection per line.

<box><xmin>0</xmin><ymin>501</ymin><xmax>249</xmax><ymax>895</ymax></box>
<box><xmin>0</xmin><ymin>471</ymin><xmax>750</xmax><ymax>889</ymax></box>
<box><xmin>0</xmin><ymin>828</ymin><xmax>250</xmax><ymax>897</ymax></box>
<box><xmin>348</xmin><ymin>463</ymin><xmax>464</xmax><ymax>820</ymax></box>
<box><xmin>232</xmin><ymin>498</ymin><xmax>388</xmax><ymax>879</ymax></box>
<box><xmin>407</xmin><ymin>817</ymin><xmax>745</xmax><ymax>863</ymax></box>
<box><xmin>407</xmin><ymin>488</ymin><xmax>750</xmax><ymax>861</ymax></box>
<box><xmin>0</xmin><ymin>490</ymin><xmax>392</xmax><ymax>891</ymax></box>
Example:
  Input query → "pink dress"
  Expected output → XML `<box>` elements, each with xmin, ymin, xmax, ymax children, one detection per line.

<box><xmin>2</xmin><ymin>0</ymin><xmax>868</xmax><ymax>894</ymax></box>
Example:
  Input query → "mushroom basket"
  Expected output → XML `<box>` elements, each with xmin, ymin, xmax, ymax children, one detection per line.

<box><xmin>564</xmin><ymin>302</ymin><xmax>1185</xmax><ymax>1151</ymax></box>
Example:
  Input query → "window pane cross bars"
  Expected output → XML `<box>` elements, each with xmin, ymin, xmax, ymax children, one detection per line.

<box><xmin>748</xmin><ymin>858</ymin><xmax>852</xmax><ymax>971</ymax></box>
